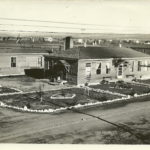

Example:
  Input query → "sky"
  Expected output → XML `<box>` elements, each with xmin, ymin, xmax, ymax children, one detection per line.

<box><xmin>0</xmin><ymin>0</ymin><xmax>150</xmax><ymax>35</ymax></box>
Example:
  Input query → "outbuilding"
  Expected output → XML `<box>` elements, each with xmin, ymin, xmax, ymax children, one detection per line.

<box><xmin>0</xmin><ymin>48</ymin><xmax>48</xmax><ymax>76</ymax></box>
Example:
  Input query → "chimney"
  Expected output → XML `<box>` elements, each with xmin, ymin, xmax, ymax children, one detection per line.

<box><xmin>64</xmin><ymin>36</ymin><xmax>73</xmax><ymax>50</ymax></box>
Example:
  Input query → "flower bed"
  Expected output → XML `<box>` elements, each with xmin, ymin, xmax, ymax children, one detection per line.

<box><xmin>1</xmin><ymin>92</ymin><xmax>150</xmax><ymax>114</ymax></box>
<box><xmin>135</xmin><ymin>79</ymin><xmax>150</xmax><ymax>85</ymax></box>
<box><xmin>0</xmin><ymin>86</ymin><xmax>22</xmax><ymax>95</ymax></box>
<box><xmin>90</xmin><ymin>81</ymin><xmax>150</xmax><ymax>95</ymax></box>
<box><xmin>0</xmin><ymin>88</ymin><xmax>122</xmax><ymax>110</ymax></box>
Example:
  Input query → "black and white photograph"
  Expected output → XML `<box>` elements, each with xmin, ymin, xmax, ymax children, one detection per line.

<box><xmin>0</xmin><ymin>0</ymin><xmax>150</xmax><ymax>146</ymax></box>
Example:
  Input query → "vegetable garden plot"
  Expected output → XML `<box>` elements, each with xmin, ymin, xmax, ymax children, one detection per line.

<box><xmin>0</xmin><ymin>88</ymin><xmax>122</xmax><ymax>110</ymax></box>
<box><xmin>0</xmin><ymin>86</ymin><xmax>21</xmax><ymax>94</ymax></box>
<box><xmin>90</xmin><ymin>82</ymin><xmax>150</xmax><ymax>96</ymax></box>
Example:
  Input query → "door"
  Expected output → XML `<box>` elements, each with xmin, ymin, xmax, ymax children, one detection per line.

<box><xmin>117</xmin><ymin>64</ymin><xmax>123</xmax><ymax>79</ymax></box>
<box><xmin>85</xmin><ymin>63</ymin><xmax>91</xmax><ymax>81</ymax></box>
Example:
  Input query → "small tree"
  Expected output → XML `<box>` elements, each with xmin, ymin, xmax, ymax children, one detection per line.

<box><xmin>37</xmin><ymin>83</ymin><xmax>44</xmax><ymax>102</ymax></box>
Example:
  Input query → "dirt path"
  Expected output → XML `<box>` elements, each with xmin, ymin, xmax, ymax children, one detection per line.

<box><xmin>0</xmin><ymin>100</ymin><xmax>150</xmax><ymax>143</ymax></box>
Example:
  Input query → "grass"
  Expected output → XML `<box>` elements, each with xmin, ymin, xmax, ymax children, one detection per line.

<box><xmin>0</xmin><ymin>88</ymin><xmax>121</xmax><ymax>110</ymax></box>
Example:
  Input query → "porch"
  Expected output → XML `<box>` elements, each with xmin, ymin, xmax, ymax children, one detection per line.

<box><xmin>44</xmin><ymin>55</ymin><xmax>78</xmax><ymax>84</ymax></box>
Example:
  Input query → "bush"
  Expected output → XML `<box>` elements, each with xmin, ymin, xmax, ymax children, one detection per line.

<box><xmin>26</xmin><ymin>103</ymin><xmax>31</xmax><ymax>109</ymax></box>
<box><xmin>116</xmin><ymin>80</ymin><xmax>124</xmax><ymax>85</ymax></box>
<box><xmin>98</xmin><ymin>95</ymin><xmax>108</xmax><ymax>102</ymax></box>
<box><xmin>100</xmin><ymin>79</ymin><xmax>109</xmax><ymax>85</ymax></box>
<box><xmin>115</xmin><ymin>80</ymin><xmax>131</xmax><ymax>89</ymax></box>
<box><xmin>85</xmin><ymin>82</ymin><xmax>89</xmax><ymax>86</ymax></box>
<box><xmin>129</xmin><ymin>90</ymin><xmax>135</xmax><ymax>96</ymax></box>
<box><xmin>132</xmin><ymin>78</ymin><xmax>137</xmax><ymax>82</ymax></box>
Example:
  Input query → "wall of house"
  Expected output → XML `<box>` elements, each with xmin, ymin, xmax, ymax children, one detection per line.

<box><xmin>122</xmin><ymin>58</ymin><xmax>150</xmax><ymax>80</ymax></box>
<box><xmin>77</xmin><ymin>59</ymin><xmax>116</xmax><ymax>85</ymax></box>
<box><xmin>0</xmin><ymin>53</ymin><xmax>45</xmax><ymax>76</ymax></box>
<box><xmin>77</xmin><ymin>58</ymin><xmax>150</xmax><ymax>85</ymax></box>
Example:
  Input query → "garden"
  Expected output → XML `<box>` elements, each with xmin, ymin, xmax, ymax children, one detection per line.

<box><xmin>0</xmin><ymin>86</ymin><xmax>21</xmax><ymax>94</ymax></box>
<box><xmin>90</xmin><ymin>80</ymin><xmax>150</xmax><ymax>96</ymax></box>
<box><xmin>0</xmin><ymin>88</ymin><xmax>122</xmax><ymax>110</ymax></box>
<box><xmin>134</xmin><ymin>79</ymin><xmax>150</xmax><ymax>85</ymax></box>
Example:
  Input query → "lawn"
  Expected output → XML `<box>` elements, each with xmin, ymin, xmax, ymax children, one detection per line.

<box><xmin>90</xmin><ymin>81</ymin><xmax>150</xmax><ymax>95</ymax></box>
<box><xmin>0</xmin><ymin>88</ymin><xmax>121</xmax><ymax>110</ymax></box>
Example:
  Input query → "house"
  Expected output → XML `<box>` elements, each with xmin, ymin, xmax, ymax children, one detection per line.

<box><xmin>44</xmin><ymin>46</ymin><xmax>150</xmax><ymax>85</ymax></box>
<box><xmin>0</xmin><ymin>48</ymin><xmax>48</xmax><ymax>76</ymax></box>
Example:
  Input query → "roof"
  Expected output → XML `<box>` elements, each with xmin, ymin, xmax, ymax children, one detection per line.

<box><xmin>0</xmin><ymin>48</ymin><xmax>49</xmax><ymax>54</ymax></box>
<box><xmin>46</xmin><ymin>46</ymin><xmax>150</xmax><ymax>60</ymax></box>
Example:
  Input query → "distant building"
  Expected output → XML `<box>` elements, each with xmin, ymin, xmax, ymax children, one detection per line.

<box><xmin>44</xmin><ymin>46</ymin><xmax>150</xmax><ymax>85</ymax></box>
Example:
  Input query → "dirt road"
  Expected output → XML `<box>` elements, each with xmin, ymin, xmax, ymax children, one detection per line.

<box><xmin>0</xmin><ymin>100</ymin><xmax>150</xmax><ymax>143</ymax></box>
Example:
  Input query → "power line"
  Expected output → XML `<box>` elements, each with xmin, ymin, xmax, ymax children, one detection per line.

<box><xmin>0</xmin><ymin>17</ymin><xmax>147</xmax><ymax>29</ymax></box>
<box><xmin>0</xmin><ymin>23</ymin><xmax>148</xmax><ymax>33</ymax></box>
<box><xmin>0</xmin><ymin>23</ymin><xmax>115</xmax><ymax>31</ymax></box>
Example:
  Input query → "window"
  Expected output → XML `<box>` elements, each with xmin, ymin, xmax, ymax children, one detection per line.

<box><xmin>85</xmin><ymin>63</ymin><xmax>91</xmax><ymax>79</ymax></box>
<box><xmin>129</xmin><ymin>61</ymin><xmax>134</xmax><ymax>72</ymax></box>
<box><xmin>138</xmin><ymin>61</ymin><xmax>142</xmax><ymax>71</ymax></box>
<box><xmin>11</xmin><ymin>57</ymin><xmax>16</xmax><ymax>67</ymax></box>
<box><xmin>144</xmin><ymin>60</ymin><xmax>148</xmax><ymax>71</ymax></box>
<box><xmin>118</xmin><ymin>65</ymin><xmax>123</xmax><ymax>76</ymax></box>
<box><xmin>96</xmin><ymin>63</ymin><xmax>101</xmax><ymax>74</ymax></box>
<box><xmin>38</xmin><ymin>57</ymin><xmax>42</xmax><ymax>67</ymax></box>
<box><xmin>148</xmin><ymin>61</ymin><xmax>150</xmax><ymax>71</ymax></box>
<box><xmin>86</xmin><ymin>63</ymin><xmax>91</xmax><ymax>67</ymax></box>
<box><xmin>131</xmin><ymin>61</ymin><xmax>134</xmax><ymax>72</ymax></box>
<box><xmin>106</xmin><ymin>63</ymin><xmax>110</xmax><ymax>74</ymax></box>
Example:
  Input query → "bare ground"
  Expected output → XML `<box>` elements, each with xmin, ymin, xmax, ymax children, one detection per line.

<box><xmin>0</xmin><ymin>76</ymin><xmax>73</xmax><ymax>92</ymax></box>
<box><xmin>0</xmin><ymin>99</ymin><xmax>150</xmax><ymax>144</ymax></box>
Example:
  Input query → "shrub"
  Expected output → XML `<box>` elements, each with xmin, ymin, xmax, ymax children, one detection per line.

<box><xmin>100</xmin><ymin>79</ymin><xmax>109</xmax><ymax>85</ymax></box>
<box><xmin>99</xmin><ymin>95</ymin><xmax>108</xmax><ymax>101</ymax></box>
<box><xmin>26</xmin><ymin>103</ymin><xmax>31</xmax><ymax>109</ymax></box>
<box><xmin>145</xmin><ymin>88</ymin><xmax>150</xmax><ymax>93</ymax></box>
<box><xmin>129</xmin><ymin>90</ymin><xmax>135</xmax><ymax>96</ymax></box>
<box><xmin>85</xmin><ymin>82</ymin><xmax>89</xmax><ymax>86</ymax></box>
<box><xmin>132</xmin><ymin>78</ymin><xmax>137</xmax><ymax>82</ymax></box>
